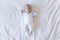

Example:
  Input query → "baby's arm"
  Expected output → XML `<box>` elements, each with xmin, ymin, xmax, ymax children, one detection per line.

<box><xmin>21</xmin><ymin>9</ymin><xmax>25</xmax><ymax>16</ymax></box>
<box><xmin>21</xmin><ymin>9</ymin><xmax>25</xmax><ymax>14</ymax></box>
<box><xmin>33</xmin><ymin>11</ymin><xmax>37</xmax><ymax>17</ymax></box>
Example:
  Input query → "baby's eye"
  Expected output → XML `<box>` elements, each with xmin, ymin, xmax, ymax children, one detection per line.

<box><xmin>26</xmin><ymin>8</ymin><xmax>28</xmax><ymax>9</ymax></box>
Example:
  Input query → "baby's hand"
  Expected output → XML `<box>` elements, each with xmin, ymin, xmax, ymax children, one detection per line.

<box><xmin>21</xmin><ymin>9</ymin><xmax>25</xmax><ymax>14</ymax></box>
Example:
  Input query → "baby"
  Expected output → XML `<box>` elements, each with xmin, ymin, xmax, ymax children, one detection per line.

<box><xmin>21</xmin><ymin>4</ymin><xmax>36</xmax><ymax>35</ymax></box>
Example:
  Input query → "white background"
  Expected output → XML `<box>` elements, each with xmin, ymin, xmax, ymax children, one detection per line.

<box><xmin>0</xmin><ymin>0</ymin><xmax>60</xmax><ymax>40</ymax></box>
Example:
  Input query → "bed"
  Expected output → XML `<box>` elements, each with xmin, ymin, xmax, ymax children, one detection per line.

<box><xmin>0</xmin><ymin>0</ymin><xmax>60</xmax><ymax>40</ymax></box>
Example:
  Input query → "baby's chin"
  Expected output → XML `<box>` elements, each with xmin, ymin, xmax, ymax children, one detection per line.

<box><xmin>25</xmin><ymin>11</ymin><xmax>32</xmax><ymax>13</ymax></box>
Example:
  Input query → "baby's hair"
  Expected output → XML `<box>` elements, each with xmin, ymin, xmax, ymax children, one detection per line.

<box><xmin>25</xmin><ymin>4</ymin><xmax>31</xmax><ymax>7</ymax></box>
<box><xmin>24</xmin><ymin>4</ymin><xmax>32</xmax><ymax>9</ymax></box>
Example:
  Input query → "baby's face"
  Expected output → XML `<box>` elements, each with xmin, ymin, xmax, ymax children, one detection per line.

<box><xmin>25</xmin><ymin>4</ymin><xmax>32</xmax><ymax>13</ymax></box>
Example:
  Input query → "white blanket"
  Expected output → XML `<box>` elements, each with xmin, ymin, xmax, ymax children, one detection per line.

<box><xmin>0</xmin><ymin>0</ymin><xmax>60</xmax><ymax>40</ymax></box>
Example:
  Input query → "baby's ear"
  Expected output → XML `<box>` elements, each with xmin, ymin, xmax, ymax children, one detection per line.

<box><xmin>21</xmin><ymin>9</ymin><xmax>25</xmax><ymax>13</ymax></box>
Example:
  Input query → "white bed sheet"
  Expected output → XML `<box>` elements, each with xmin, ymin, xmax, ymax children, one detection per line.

<box><xmin>0</xmin><ymin>0</ymin><xmax>60</xmax><ymax>40</ymax></box>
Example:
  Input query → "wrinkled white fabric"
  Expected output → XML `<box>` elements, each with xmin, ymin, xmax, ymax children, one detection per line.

<box><xmin>0</xmin><ymin>0</ymin><xmax>60</xmax><ymax>40</ymax></box>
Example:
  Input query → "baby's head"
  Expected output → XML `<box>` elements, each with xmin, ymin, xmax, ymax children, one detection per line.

<box><xmin>25</xmin><ymin>4</ymin><xmax>32</xmax><ymax>13</ymax></box>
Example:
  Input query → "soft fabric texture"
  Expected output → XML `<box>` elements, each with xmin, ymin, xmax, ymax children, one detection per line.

<box><xmin>0</xmin><ymin>0</ymin><xmax>60</xmax><ymax>40</ymax></box>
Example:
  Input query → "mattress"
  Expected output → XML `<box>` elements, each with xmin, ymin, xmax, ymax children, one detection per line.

<box><xmin>0</xmin><ymin>0</ymin><xmax>60</xmax><ymax>40</ymax></box>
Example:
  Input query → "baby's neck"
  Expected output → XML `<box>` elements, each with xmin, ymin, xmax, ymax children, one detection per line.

<box><xmin>26</xmin><ymin>11</ymin><xmax>32</xmax><ymax>14</ymax></box>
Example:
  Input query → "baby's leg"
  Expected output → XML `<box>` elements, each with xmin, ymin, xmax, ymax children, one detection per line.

<box><xmin>25</xmin><ymin>25</ymin><xmax>33</xmax><ymax>35</ymax></box>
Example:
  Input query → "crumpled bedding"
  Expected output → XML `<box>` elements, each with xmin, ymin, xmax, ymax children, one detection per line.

<box><xmin>0</xmin><ymin>0</ymin><xmax>60</xmax><ymax>40</ymax></box>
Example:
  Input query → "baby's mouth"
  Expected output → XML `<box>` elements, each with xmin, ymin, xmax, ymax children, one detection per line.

<box><xmin>27</xmin><ymin>10</ymin><xmax>32</xmax><ymax>13</ymax></box>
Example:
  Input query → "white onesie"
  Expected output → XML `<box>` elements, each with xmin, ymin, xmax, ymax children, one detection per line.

<box><xmin>22</xmin><ymin>11</ymin><xmax>36</xmax><ymax>35</ymax></box>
